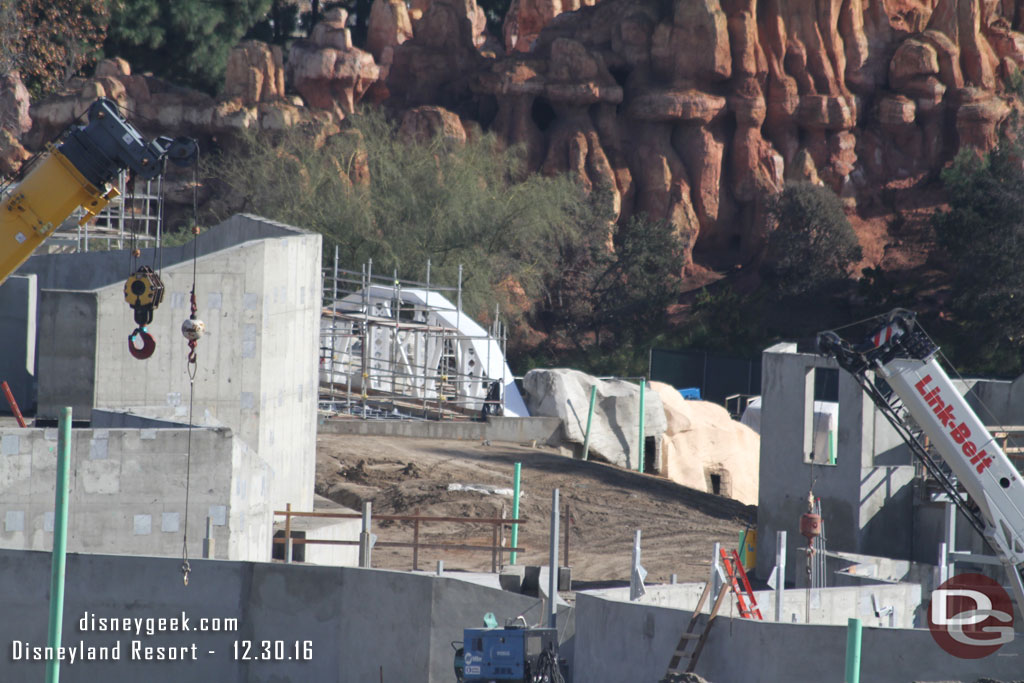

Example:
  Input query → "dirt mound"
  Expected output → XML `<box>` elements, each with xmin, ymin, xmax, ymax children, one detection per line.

<box><xmin>316</xmin><ymin>433</ymin><xmax>755</xmax><ymax>583</ymax></box>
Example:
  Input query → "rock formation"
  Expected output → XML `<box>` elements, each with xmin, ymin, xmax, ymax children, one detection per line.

<box><xmin>651</xmin><ymin>381</ymin><xmax>759</xmax><ymax>505</ymax></box>
<box><xmin>11</xmin><ymin>0</ymin><xmax>1024</xmax><ymax>267</ymax></box>
<box><xmin>0</xmin><ymin>71</ymin><xmax>31</xmax><ymax>176</ymax></box>
<box><xmin>288</xmin><ymin>9</ymin><xmax>382</xmax><ymax>117</ymax></box>
<box><xmin>521</xmin><ymin>368</ymin><xmax>666</xmax><ymax>469</ymax></box>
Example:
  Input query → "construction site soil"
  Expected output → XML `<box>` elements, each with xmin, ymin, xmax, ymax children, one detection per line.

<box><xmin>316</xmin><ymin>434</ymin><xmax>756</xmax><ymax>585</ymax></box>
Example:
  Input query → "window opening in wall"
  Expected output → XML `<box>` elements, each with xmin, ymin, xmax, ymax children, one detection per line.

<box><xmin>710</xmin><ymin>473</ymin><xmax>722</xmax><ymax>495</ymax></box>
<box><xmin>804</xmin><ymin>366</ymin><xmax>839</xmax><ymax>466</ymax></box>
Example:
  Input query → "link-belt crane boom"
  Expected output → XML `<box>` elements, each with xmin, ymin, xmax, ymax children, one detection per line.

<box><xmin>0</xmin><ymin>98</ymin><xmax>197</xmax><ymax>358</ymax></box>
<box><xmin>818</xmin><ymin>309</ymin><xmax>1024</xmax><ymax>610</ymax></box>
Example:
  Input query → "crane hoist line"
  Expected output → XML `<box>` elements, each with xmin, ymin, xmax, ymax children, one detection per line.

<box><xmin>0</xmin><ymin>97</ymin><xmax>197</xmax><ymax>359</ymax></box>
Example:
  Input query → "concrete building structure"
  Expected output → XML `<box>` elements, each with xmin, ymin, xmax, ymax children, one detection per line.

<box><xmin>0</xmin><ymin>214</ymin><xmax>352</xmax><ymax>564</ymax></box>
<box><xmin>16</xmin><ymin>213</ymin><xmax>321</xmax><ymax>513</ymax></box>
<box><xmin>755</xmin><ymin>341</ymin><xmax>1024</xmax><ymax>592</ymax></box>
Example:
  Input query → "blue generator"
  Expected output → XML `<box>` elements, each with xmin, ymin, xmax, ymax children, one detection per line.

<box><xmin>458</xmin><ymin>626</ymin><xmax>562</xmax><ymax>682</ymax></box>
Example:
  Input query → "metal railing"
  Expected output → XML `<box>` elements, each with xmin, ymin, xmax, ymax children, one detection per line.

<box><xmin>273</xmin><ymin>504</ymin><xmax>524</xmax><ymax>572</ymax></box>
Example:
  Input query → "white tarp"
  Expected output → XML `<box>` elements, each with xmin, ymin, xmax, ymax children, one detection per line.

<box><xmin>321</xmin><ymin>285</ymin><xmax>528</xmax><ymax>417</ymax></box>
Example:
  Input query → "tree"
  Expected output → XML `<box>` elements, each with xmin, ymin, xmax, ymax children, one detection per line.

<box><xmin>105</xmin><ymin>0</ymin><xmax>273</xmax><ymax>93</ymax></box>
<box><xmin>761</xmin><ymin>181</ymin><xmax>862</xmax><ymax>296</ymax></box>
<box><xmin>933</xmin><ymin>143</ymin><xmax>1024</xmax><ymax>375</ymax></box>
<box><xmin>2</xmin><ymin>0</ymin><xmax>109</xmax><ymax>97</ymax></box>
<box><xmin>204</xmin><ymin>107</ymin><xmax>595</xmax><ymax>351</ymax></box>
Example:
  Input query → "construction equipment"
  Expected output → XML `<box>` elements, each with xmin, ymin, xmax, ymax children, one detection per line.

<box><xmin>1</xmin><ymin>97</ymin><xmax>197</xmax><ymax>357</ymax></box>
<box><xmin>455</xmin><ymin>623</ymin><xmax>564</xmax><ymax>683</ymax></box>
<box><xmin>817</xmin><ymin>308</ymin><xmax>1024</xmax><ymax>610</ymax></box>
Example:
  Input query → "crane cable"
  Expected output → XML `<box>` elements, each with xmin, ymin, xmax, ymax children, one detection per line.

<box><xmin>181</xmin><ymin>155</ymin><xmax>204</xmax><ymax>586</ymax></box>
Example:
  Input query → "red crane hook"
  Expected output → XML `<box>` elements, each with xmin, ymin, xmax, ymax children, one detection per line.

<box><xmin>128</xmin><ymin>327</ymin><xmax>156</xmax><ymax>360</ymax></box>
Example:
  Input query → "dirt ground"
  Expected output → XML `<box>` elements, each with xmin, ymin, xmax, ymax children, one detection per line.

<box><xmin>315</xmin><ymin>433</ymin><xmax>756</xmax><ymax>586</ymax></box>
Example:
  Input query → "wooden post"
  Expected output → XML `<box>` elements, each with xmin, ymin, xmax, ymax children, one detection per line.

<box><xmin>284</xmin><ymin>503</ymin><xmax>292</xmax><ymax>563</ymax></box>
<box><xmin>491</xmin><ymin>522</ymin><xmax>498</xmax><ymax>573</ymax></box>
<box><xmin>412</xmin><ymin>509</ymin><xmax>420</xmax><ymax>571</ymax></box>
<box><xmin>563</xmin><ymin>503</ymin><xmax>570</xmax><ymax>569</ymax></box>
<box><xmin>2</xmin><ymin>381</ymin><xmax>26</xmax><ymax>428</ymax></box>
<box><xmin>498</xmin><ymin>504</ymin><xmax>506</xmax><ymax>569</ymax></box>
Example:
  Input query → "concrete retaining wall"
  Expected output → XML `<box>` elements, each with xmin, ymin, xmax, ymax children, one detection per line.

<box><xmin>0</xmin><ymin>549</ymin><xmax>543</xmax><ymax>683</ymax></box>
<box><xmin>573</xmin><ymin>589</ymin><xmax>1024</xmax><ymax>683</ymax></box>
<box><xmin>319</xmin><ymin>415</ymin><xmax>564</xmax><ymax>446</ymax></box>
<box><xmin>0</xmin><ymin>426</ymin><xmax>272</xmax><ymax>561</ymax></box>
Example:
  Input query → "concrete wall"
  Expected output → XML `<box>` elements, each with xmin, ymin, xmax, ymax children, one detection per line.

<box><xmin>573</xmin><ymin>589</ymin><xmax>1024</xmax><ymax>683</ymax></box>
<box><xmin>36</xmin><ymin>290</ymin><xmax>97</xmax><ymax>420</ymax></box>
<box><xmin>0</xmin><ymin>273</ymin><xmax>36</xmax><ymax>412</ymax></box>
<box><xmin>756</xmin><ymin>343</ymin><xmax>917</xmax><ymax>583</ymax></box>
<box><xmin>599</xmin><ymin>581</ymin><xmax>922</xmax><ymax>628</ymax></box>
<box><xmin>319</xmin><ymin>415</ymin><xmax>564</xmax><ymax>446</ymax></box>
<box><xmin>0</xmin><ymin>549</ymin><xmax>543</xmax><ymax>683</ymax></box>
<box><xmin>0</xmin><ymin>426</ymin><xmax>272</xmax><ymax>561</ymax></box>
<box><xmin>29</xmin><ymin>214</ymin><xmax>321</xmax><ymax>512</ymax></box>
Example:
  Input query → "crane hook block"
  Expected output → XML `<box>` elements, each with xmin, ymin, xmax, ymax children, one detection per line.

<box><xmin>128</xmin><ymin>328</ymin><xmax>156</xmax><ymax>360</ymax></box>
<box><xmin>124</xmin><ymin>266</ymin><xmax>165</xmax><ymax>327</ymax></box>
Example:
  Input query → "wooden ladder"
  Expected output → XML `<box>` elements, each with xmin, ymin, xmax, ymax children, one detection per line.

<box><xmin>663</xmin><ymin>549</ymin><xmax>763</xmax><ymax>676</ymax></box>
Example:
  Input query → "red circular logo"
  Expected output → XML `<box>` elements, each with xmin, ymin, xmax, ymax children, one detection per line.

<box><xmin>927</xmin><ymin>573</ymin><xmax>1015</xmax><ymax>658</ymax></box>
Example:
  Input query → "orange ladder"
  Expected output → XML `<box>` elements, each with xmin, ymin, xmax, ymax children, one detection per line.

<box><xmin>663</xmin><ymin>547</ymin><xmax>764</xmax><ymax>676</ymax></box>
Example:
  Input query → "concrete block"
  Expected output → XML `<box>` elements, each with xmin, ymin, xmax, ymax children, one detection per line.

<box><xmin>499</xmin><ymin>566</ymin><xmax>525</xmax><ymax>592</ymax></box>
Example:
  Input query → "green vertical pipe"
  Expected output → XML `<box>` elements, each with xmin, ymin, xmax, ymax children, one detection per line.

<box><xmin>637</xmin><ymin>379</ymin><xmax>646</xmax><ymax>472</ymax></box>
<box><xmin>581</xmin><ymin>386</ymin><xmax>597</xmax><ymax>461</ymax></box>
<box><xmin>510</xmin><ymin>462</ymin><xmax>522</xmax><ymax>565</ymax></box>
<box><xmin>844</xmin><ymin>617</ymin><xmax>862</xmax><ymax>683</ymax></box>
<box><xmin>828</xmin><ymin>428</ymin><xmax>836</xmax><ymax>465</ymax></box>
<box><xmin>46</xmin><ymin>406</ymin><xmax>72</xmax><ymax>683</ymax></box>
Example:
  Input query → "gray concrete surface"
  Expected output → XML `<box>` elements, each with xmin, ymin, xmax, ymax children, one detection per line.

<box><xmin>573</xmin><ymin>588</ymin><xmax>1024</xmax><ymax>682</ymax></box>
<box><xmin>590</xmin><ymin>581</ymin><xmax>922</xmax><ymax>628</ymax></box>
<box><xmin>36</xmin><ymin>290</ymin><xmax>98</xmax><ymax>421</ymax></box>
<box><xmin>318</xmin><ymin>415</ymin><xmax>564</xmax><ymax>446</ymax></box>
<box><xmin>24</xmin><ymin>214</ymin><xmax>321</xmax><ymax>513</ymax></box>
<box><xmin>0</xmin><ymin>274</ymin><xmax>36</xmax><ymax>412</ymax></box>
<box><xmin>0</xmin><ymin>426</ymin><xmax>272</xmax><ymax>561</ymax></box>
<box><xmin>755</xmin><ymin>343</ymin><xmax>917</xmax><ymax>583</ymax></box>
<box><xmin>0</xmin><ymin>549</ymin><xmax>546</xmax><ymax>683</ymax></box>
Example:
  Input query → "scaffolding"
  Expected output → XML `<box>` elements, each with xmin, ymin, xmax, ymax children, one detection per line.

<box><xmin>320</xmin><ymin>248</ymin><xmax>526</xmax><ymax>421</ymax></box>
<box><xmin>47</xmin><ymin>172</ymin><xmax>163</xmax><ymax>252</ymax></box>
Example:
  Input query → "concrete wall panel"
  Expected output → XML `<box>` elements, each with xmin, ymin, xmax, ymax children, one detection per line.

<box><xmin>0</xmin><ymin>427</ymin><xmax>272</xmax><ymax>561</ymax></box>
<box><xmin>0</xmin><ymin>550</ymin><xmax>541</xmax><ymax>683</ymax></box>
